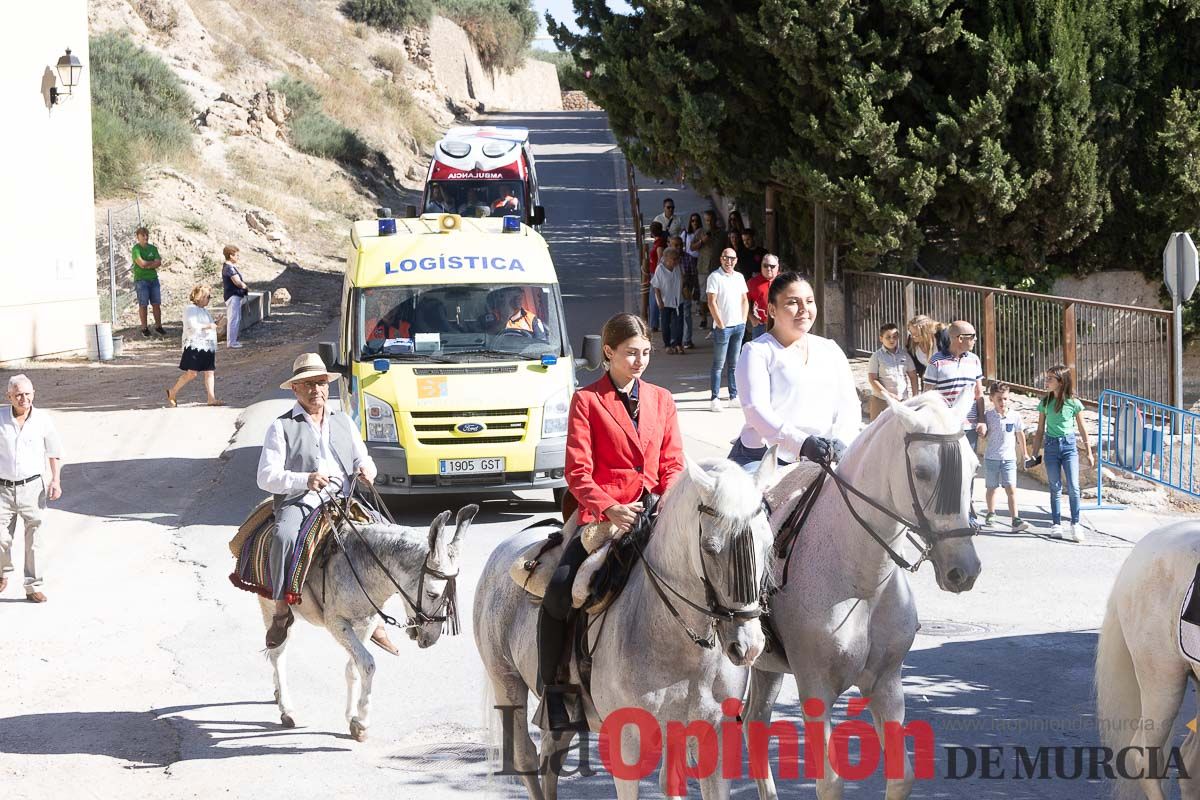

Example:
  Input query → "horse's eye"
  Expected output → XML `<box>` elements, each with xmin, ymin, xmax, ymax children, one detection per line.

<box><xmin>913</xmin><ymin>465</ymin><xmax>934</xmax><ymax>481</ymax></box>
<box><xmin>426</xmin><ymin>591</ymin><xmax>438</xmax><ymax>600</ymax></box>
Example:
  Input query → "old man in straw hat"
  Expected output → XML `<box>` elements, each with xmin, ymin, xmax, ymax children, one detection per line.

<box><xmin>256</xmin><ymin>352</ymin><xmax>396</xmax><ymax>654</ymax></box>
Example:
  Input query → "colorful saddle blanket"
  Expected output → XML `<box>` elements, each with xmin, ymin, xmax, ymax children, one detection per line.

<box><xmin>229</xmin><ymin>498</ymin><xmax>371</xmax><ymax>604</ymax></box>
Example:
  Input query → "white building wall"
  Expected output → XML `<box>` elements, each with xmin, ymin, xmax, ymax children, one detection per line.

<box><xmin>0</xmin><ymin>3</ymin><xmax>99</xmax><ymax>363</ymax></box>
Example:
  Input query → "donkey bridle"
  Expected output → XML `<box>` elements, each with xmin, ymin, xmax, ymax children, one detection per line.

<box><xmin>777</xmin><ymin>431</ymin><xmax>977</xmax><ymax>582</ymax></box>
<box><xmin>319</xmin><ymin>482</ymin><xmax>460</xmax><ymax>634</ymax></box>
<box><xmin>632</xmin><ymin>501</ymin><xmax>769</xmax><ymax>650</ymax></box>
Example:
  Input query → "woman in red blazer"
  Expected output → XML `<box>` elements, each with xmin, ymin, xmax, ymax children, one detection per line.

<box><xmin>539</xmin><ymin>312</ymin><xmax>685</xmax><ymax>731</ymax></box>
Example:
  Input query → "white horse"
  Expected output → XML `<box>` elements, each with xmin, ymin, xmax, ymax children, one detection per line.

<box><xmin>258</xmin><ymin>504</ymin><xmax>478</xmax><ymax>740</ymax></box>
<box><xmin>746</xmin><ymin>394</ymin><xmax>983</xmax><ymax>799</ymax></box>
<box><xmin>474</xmin><ymin>456</ymin><xmax>778</xmax><ymax>799</ymax></box>
<box><xmin>1096</xmin><ymin>519</ymin><xmax>1200</xmax><ymax>800</ymax></box>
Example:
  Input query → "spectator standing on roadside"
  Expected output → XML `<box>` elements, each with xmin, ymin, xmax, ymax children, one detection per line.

<box><xmin>924</xmin><ymin>320</ymin><xmax>984</xmax><ymax>523</ymax></box>
<box><xmin>652</xmin><ymin>197</ymin><xmax>684</xmax><ymax>239</ymax></box>
<box><xmin>221</xmin><ymin>245</ymin><xmax>249</xmax><ymax>349</ymax></box>
<box><xmin>131</xmin><ymin>226</ymin><xmax>166</xmax><ymax>338</ymax></box>
<box><xmin>167</xmin><ymin>285</ymin><xmax>223</xmax><ymax>407</ymax></box>
<box><xmin>906</xmin><ymin>314</ymin><xmax>950</xmax><ymax>383</ymax></box>
<box><xmin>652</xmin><ymin>248</ymin><xmax>686</xmax><ymax>354</ymax></box>
<box><xmin>727</xmin><ymin>210</ymin><xmax>745</xmax><ymax>237</ymax></box>
<box><xmin>680</xmin><ymin>217</ymin><xmax>703</xmax><ymax>348</ymax></box>
<box><xmin>736</xmin><ymin>229</ymin><xmax>767</xmax><ymax>283</ymax></box>
<box><xmin>645</xmin><ymin>221</ymin><xmax>667</xmax><ymax>332</ymax></box>
<box><xmin>693</xmin><ymin>210</ymin><xmax>723</xmax><ymax>329</ymax></box>
<box><xmin>1029</xmin><ymin>364</ymin><xmax>1093</xmax><ymax>542</ymax></box>
<box><xmin>746</xmin><ymin>254</ymin><xmax>780</xmax><ymax>339</ymax></box>
<box><xmin>0</xmin><ymin>375</ymin><xmax>62</xmax><ymax>604</ymax></box>
<box><xmin>979</xmin><ymin>381</ymin><xmax>1031</xmax><ymax>533</ymax></box>
<box><xmin>706</xmin><ymin>248</ymin><xmax>749</xmax><ymax>412</ymax></box>
<box><xmin>866</xmin><ymin>322</ymin><xmax>918</xmax><ymax>420</ymax></box>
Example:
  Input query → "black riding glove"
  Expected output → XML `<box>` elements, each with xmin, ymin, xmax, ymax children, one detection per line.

<box><xmin>831</xmin><ymin>439</ymin><xmax>849</xmax><ymax>462</ymax></box>
<box><xmin>799</xmin><ymin>436</ymin><xmax>833</xmax><ymax>465</ymax></box>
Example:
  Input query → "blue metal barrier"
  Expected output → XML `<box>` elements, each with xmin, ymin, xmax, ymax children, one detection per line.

<box><xmin>1094</xmin><ymin>389</ymin><xmax>1200</xmax><ymax>508</ymax></box>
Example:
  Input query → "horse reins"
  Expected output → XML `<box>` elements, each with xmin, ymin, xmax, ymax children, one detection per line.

<box><xmin>317</xmin><ymin>480</ymin><xmax>461</xmax><ymax>635</ymax></box>
<box><xmin>632</xmin><ymin>501</ymin><xmax>770</xmax><ymax>650</ymax></box>
<box><xmin>776</xmin><ymin>431</ymin><xmax>977</xmax><ymax>584</ymax></box>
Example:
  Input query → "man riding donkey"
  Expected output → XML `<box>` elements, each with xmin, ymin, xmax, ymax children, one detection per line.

<box><xmin>537</xmin><ymin>313</ymin><xmax>685</xmax><ymax>731</ymax></box>
<box><xmin>256</xmin><ymin>353</ymin><xmax>398</xmax><ymax>655</ymax></box>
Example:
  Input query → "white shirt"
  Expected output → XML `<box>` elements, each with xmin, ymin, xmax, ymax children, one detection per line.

<box><xmin>653</xmin><ymin>212</ymin><xmax>684</xmax><ymax>238</ymax></box>
<box><xmin>182</xmin><ymin>305</ymin><xmax>217</xmax><ymax>352</ymax></box>
<box><xmin>983</xmin><ymin>408</ymin><xmax>1021</xmax><ymax>461</ymax></box>
<box><xmin>256</xmin><ymin>403</ymin><xmax>377</xmax><ymax>507</ymax></box>
<box><xmin>736</xmin><ymin>334</ymin><xmax>862</xmax><ymax>462</ymax></box>
<box><xmin>706</xmin><ymin>269</ymin><xmax>748</xmax><ymax>327</ymax></box>
<box><xmin>0</xmin><ymin>406</ymin><xmax>63</xmax><ymax>481</ymax></box>
<box><xmin>650</xmin><ymin>264</ymin><xmax>684</xmax><ymax>308</ymax></box>
<box><xmin>867</xmin><ymin>345</ymin><xmax>916</xmax><ymax>399</ymax></box>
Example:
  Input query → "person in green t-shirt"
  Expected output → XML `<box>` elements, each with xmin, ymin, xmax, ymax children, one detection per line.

<box><xmin>131</xmin><ymin>227</ymin><xmax>165</xmax><ymax>337</ymax></box>
<box><xmin>1030</xmin><ymin>363</ymin><xmax>1094</xmax><ymax>542</ymax></box>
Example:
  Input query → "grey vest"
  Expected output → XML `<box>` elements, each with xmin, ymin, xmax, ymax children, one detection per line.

<box><xmin>273</xmin><ymin>409</ymin><xmax>360</xmax><ymax>511</ymax></box>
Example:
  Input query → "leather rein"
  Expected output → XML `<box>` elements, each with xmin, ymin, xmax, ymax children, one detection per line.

<box><xmin>632</xmin><ymin>500</ymin><xmax>771</xmax><ymax>650</ymax></box>
<box><xmin>776</xmin><ymin>431</ymin><xmax>977</xmax><ymax>584</ymax></box>
<box><xmin>318</xmin><ymin>480</ymin><xmax>460</xmax><ymax>634</ymax></box>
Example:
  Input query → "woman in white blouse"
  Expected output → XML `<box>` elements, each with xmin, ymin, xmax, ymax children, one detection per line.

<box><xmin>731</xmin><ymin>271</ymin><xmax>861</xmax><ymax>467</ymax></box>
<box><xmin>166</xmin><ymin>284</ymin><xmax>223</xmax><ymax>407</ymax></box>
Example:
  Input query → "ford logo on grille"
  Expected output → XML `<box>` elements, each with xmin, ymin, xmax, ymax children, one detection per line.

<box><xmin>456</xmin><ymin>422</ymin><xmax>485</xmax><ymax>434</ymax></box>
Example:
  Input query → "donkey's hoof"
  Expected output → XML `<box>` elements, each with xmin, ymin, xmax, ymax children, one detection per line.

<box><xmin>280</xmin><ymin>714</ymin><xmax>296</xmax><ymax>729</ymax></box>
<box><xmin>349</xmin><ymin>719</ymin><xmax>367</xmax><ymax>742</ymax></box>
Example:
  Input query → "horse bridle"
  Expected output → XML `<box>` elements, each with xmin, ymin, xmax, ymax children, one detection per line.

<box><xmin>319</xmin><ymin>481</ymin><xmax>461</xmax><ymax>634</ymax></box>
<box><xmin>778</xmin><ymin>431</ymin><xmax>977</xmax><ymax>580</ymax></box>
<box><xmin>633</xmin><ymin>500</ymin><xmax>770</xmax><ymax>650</ymax></box>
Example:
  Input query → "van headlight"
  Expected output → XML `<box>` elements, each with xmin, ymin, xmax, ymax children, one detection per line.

<box><xmin>365</xmin><ymin>394</ymin><xmax>399</xmax><ymax>443</ymax></box>
<box><xmin>542</xmin><ymin>388</ymin><xmax>571</xmax><ymax>438</ymax></box>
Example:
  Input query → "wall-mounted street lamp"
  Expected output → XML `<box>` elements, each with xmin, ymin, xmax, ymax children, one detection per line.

<box><xmin>49</xmin><ymin>48</ymin><xmax>83</xmax><ymax>105</ymax></box>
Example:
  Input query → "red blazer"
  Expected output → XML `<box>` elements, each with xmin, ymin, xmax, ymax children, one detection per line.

<box><xmin>565</xmin><ymin>375</ymin><xmax>685</xmax><ymax>523</ymax></box>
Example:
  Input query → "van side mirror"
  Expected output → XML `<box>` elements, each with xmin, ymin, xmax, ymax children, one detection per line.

<box><xmin>318</xmin><ymin>341</ymin><xmax>347</xmax><ymax>376</ymax></box>
<box><xmin>529</xmin><ymin>205</ymin><xmax>545</xmax><ymax>226</ymax></box>
<box><xmin>404</xmin><ymin>204</ymin><xmax>418</xmax><ymax>218</ymax></box>
<box><xmin>578</xmin><ymin>335</ymin><xmax>603</xmax><ymax>371</ymax></box>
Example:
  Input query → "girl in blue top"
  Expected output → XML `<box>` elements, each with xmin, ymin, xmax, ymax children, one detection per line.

<box><xmin>1029</xmin><ymin>364</ymin><xmax>1094</xmax><ymax>542</ymax></box>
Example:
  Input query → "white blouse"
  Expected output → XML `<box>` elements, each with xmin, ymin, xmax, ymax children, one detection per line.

<box><xmin>735</xmin><ymin>333</ymin><xmax>862</xmax><ymax>462</ymax></box>
<box><xmin>182</xmin><ymin>304</ymin><xmax>217</xmax><ymax>352</ymax></box>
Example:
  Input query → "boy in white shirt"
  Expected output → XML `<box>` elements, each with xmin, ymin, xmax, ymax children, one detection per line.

<box><xmin>978</xmin><ymin>381</ymin><xmax>1030</xmax><ymax>532</ymax></box>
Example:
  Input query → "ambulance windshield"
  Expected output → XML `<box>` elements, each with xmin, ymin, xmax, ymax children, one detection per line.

<box><xmin>424</xmin><ymin>181</ymin><xmax>523</xmax><ymax>218</ymax></box>
<box><xmin>357</xmin><ymin>283</ymin><xmax>563</xmax><ymax>361</ymax></box>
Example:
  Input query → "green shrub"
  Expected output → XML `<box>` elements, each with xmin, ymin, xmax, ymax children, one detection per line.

<box><xmin>89</xmin><ymin>32</ymin><xmax>193</xmax><ymax>196</ymax></box>
<box><xmin>341</xmin><ymin>0</ymin><xmax>434</xmax><ymax>29</ymax></box>
<box><xmin>270</xmin><ymin>76</ymin><xmax>371</xmax><ymax>164</ymax></box>
<box><xmin>436</xmin><ymin>0</ymin><xmax>537</xmax><ymax>71</ymax></box>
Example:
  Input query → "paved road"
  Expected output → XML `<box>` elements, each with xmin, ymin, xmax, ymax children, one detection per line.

<box><xmin>1</xmin><ymin>110</ymin><xmax>1194</xmax><ymax>799</ymax></box>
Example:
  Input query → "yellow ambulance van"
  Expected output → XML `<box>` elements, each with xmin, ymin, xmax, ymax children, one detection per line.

<box><xmin>319</xmin><ymin>212</ymin><xmax>600</xmax><ymax>500</ymax></box>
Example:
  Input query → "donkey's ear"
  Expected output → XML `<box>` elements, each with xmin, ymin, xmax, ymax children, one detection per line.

<box><xmin>887</xmin><ymin>394</ymin><xmax>923</xmax><ymax>432</ymax></box>
<box><xmin>755</xmin><ymin>445</ymin><xmax>778</xmax><ymax>491</ymax></box>
<box><xmin>449</xmin><ymin>504</ymin><xmax>480</xmax><ymax>550</ymax></box>
<box><xmin>686</xmin><ymin>456</ymin><xmax>714</xmax><ymax>493</ymax></box>
<box><xmin>427</xmin><ymin>510</ymin><xmax>452</xmax><ymax>553</ymax></box>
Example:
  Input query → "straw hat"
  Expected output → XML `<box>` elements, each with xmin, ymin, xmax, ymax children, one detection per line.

<box><xmin>279</xmin><ymin>353</ymin><xmax>340</xmax><ymax>389</ymax></box>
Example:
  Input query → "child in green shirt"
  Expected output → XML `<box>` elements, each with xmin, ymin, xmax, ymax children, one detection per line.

<box><xmin>1030</xmin><ymin>363</ymin><xmax>1094</xmax><ymax>542</ymax></box>
<box><xmin>131</xmin><ymin>226</ymin><xmax>165</xmax><ymax>336</ymax></box>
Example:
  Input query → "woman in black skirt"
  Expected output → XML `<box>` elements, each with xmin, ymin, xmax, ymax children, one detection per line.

<box><xmin>167</xmin><ymin>284</ymin><xmax>222</xmax><ymax>406</ymax></box>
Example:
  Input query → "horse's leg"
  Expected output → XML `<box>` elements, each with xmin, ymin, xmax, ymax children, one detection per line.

<box><xmin>260</xmin><ymin>599</ymin><xmax>297</xmax><ymax>727</ymax></box>
<box><xmin>330</xmin><ymin>616</ymin><xmax>375</xmax><ymax>741</ymax></box>
<box><xmin>805</xmin><ymin>683</ymin><xmax>845</xmax><ymax>800</ymax></box>
<box><xmin>490</xmin><ymin>673</ymin><xmax>544</xmax><ymax>800</ymax></box>
<box><xmin>744</xmin><ymin>668</ymin><xmax>786</xmax><ymax>800</ymax></box>
<box><xmin>541</xmin><ymin>730</ymin><xmax>577</xmax><ymax>800</ymax></box>
<box><xmin>865</xmin><ymin>671</ymin><xmax>914</xmax><ymax>800</ymax></box>
<box><xmin>1129</xmin><ymin>678</ymin><xmax>1187</xmax><ymax>800</ymax></box>
<box><xmin>1182</xmin><ymin>724</ymin><xmax>1200</xmax><ymax>800</ymax></box>
<box><xmin>613</xmin><ymin>728</ymin><xmax>642</xmax><ymax>800</ymax></box>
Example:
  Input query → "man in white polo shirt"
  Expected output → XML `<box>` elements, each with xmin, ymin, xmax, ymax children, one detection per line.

<box><xmin>0</xmin><ymin>374</ymin><xmax>63</xmax><ymax>603</ymax></box>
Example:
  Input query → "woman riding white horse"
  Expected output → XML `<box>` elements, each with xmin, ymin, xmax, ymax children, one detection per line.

<box><xmin>730</xmin><ymin>271</ymin><xmax>861</xmax><ymax>469</ymax></box>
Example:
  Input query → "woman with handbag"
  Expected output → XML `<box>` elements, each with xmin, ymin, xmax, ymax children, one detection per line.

<box><xmin>221</xmin><ymin>245</ymin><xmax>250</xmax><ymax>349</ymax></box>
<box><xmin>537</xmin><ymin>312</ymin><xmax>686</xmax><ymax>731</ymax></box>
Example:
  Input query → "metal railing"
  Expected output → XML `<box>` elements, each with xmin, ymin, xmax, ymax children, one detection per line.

<box><xmin>1095</xmin><ymin>389</ymin><xmax>1200</xmax><ymax>505</ymax></box>
<box><xmin>844</xmin><ymin>271</ymin><xmax>1176</xmax><ymax>405</ymax></box>
<box><xmin>99</xmin><ymin>198</ymin><xmax>144</xmax><ymax>325</ymax></box>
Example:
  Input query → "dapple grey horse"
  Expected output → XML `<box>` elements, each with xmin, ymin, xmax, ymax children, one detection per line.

<box><xmin>747</xmin><ymin>394</ymin><xmax>983</xmax><ymax>799</ymax></box>
<box><xmin>259</xmin><ymin>504</ymin><xmax>478</xmax><ymax>740</ymax></box>
<box><xmin>475</xmin><ymin>456</ymin><xmax>778</xmax><ymax>799</ymax></box>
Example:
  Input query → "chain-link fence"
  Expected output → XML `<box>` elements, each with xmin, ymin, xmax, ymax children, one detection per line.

<box><xmin>96</xmin><ymin>198</ymin><xmax>143</xmax><ymax>326</ymax></box>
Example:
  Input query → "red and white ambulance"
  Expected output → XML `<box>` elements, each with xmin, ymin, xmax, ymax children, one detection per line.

<box><xmin>420</xmin><ymin>126</ymin><xmax>545</xmax><ymax>227</ymax></box>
